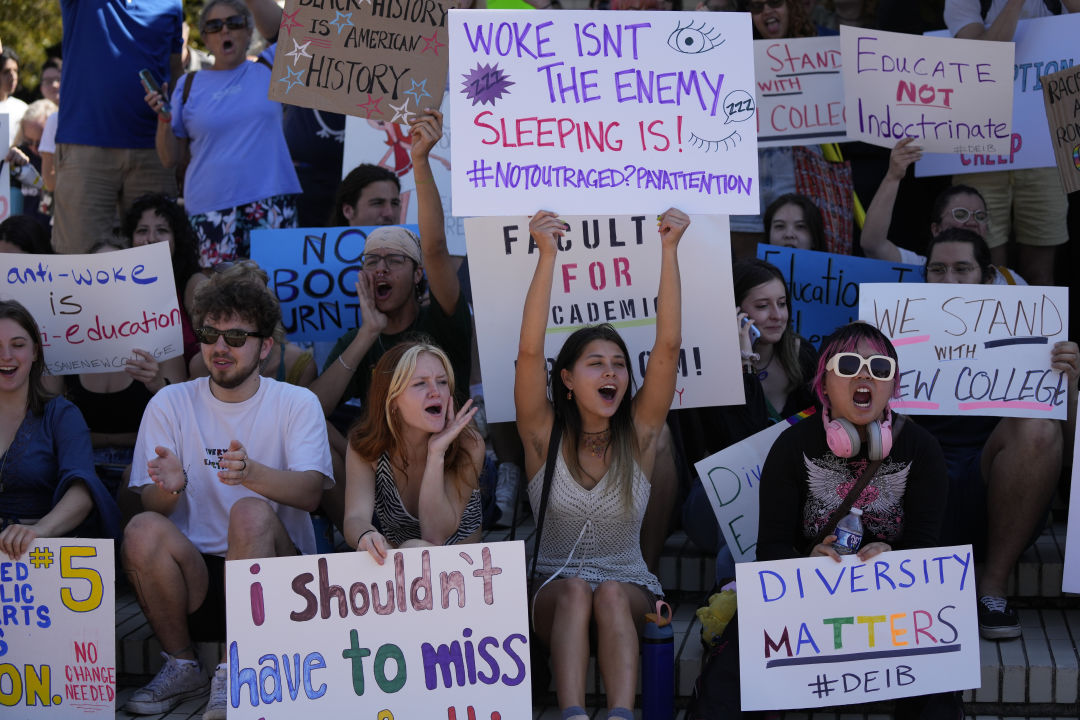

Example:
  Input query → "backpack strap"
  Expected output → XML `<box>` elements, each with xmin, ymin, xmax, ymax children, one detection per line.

<box><xmin>181</xmin><ymin>71</ymin><xmax>197</xmax><ymax>106</ymax></box>
<box><xmin>255</xmin><ymin>55</ymin><xmax>273</xmax><ymax>70</ymax></box>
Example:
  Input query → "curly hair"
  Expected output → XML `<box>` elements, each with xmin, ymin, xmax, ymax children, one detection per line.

<box><xmin>122</xmin><ymin>194</ymin><xmax>201</xmax><ymax>295</ymax></box>
<box><xmin>192</xmin><ymin>268</ymin><xmax>280</xmax><ymax>338</ymax></box>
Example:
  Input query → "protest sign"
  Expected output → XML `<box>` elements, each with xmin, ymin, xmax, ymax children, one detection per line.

<box><xmin>0</xmin><ymin>538</ymin><xmax>116</xmax><ymax>716</ymax></box>
<box><xmin>1041</xmin><ymin>64</ymin><xmax>1080</xmax><ymax>194</ymax></box>
<box><xmin>858</xmin><ymin>283</ymin><xmax>1069</xmax><ymax>419</ymax></box>
<box><xmin>0</xmin><ymin>114</ymin><xmax>10</xmax><ymax>222</ymax></box>
<box><xmin>757</xmin><ymin>245</ymin><xmax>922</xmax><ymax>348</ymax></box>
<box><xmin>916</xmin><ymin>15</ymin><xmax>1080</xmax><ymax>176</ymax></box>
<box><xmin>840</xmin><ymin>26</ymin><xmax>1014</xmax><ymax>154</ymax></box>
<box><xmin>252</xmin><ymin>224</ymin><xmax>418</xmax><ymax>342</ymax></box>
<box><xmin>465</xmin><ymin>214</ymin><xmax>744</xmax><ymax>423</ymax></box>
<box><xmin>693</xmin><ymin>409</ymin><xmax>815</xmax><ymax>564</ymax></box>
<box><xmin>448</xmin><ymin>10</ymin><xmax>760</xmax><ymax>216</ymax></box>
<box><xmin>225</xmin><ymin>542</ymin><xmax>529</xmax><ymax>719</ymax></box>
<box><xmin>1064</xmin><ymin>424</ymin><xmax>1080</xmax><ymax>593</ymax></box>
<box><xmin>0</xmin><ymin>243</ymin><xmax>182</xmax><ymax>375</ymax></box>
<box><xmin>755</xmin><ymin>37</ymin><xmax>847</xmax><ymax>147</ymax></box>
<box><xmin>342</xmin><ymin>87</ymin><xmax>465</xmax><ymax>255</ymax></box>
<box><xmin>268</xmin><ymin>0</ymin><xmax>449</xmax><ymax>121</ymax></box>
<box><xmin>736</xmin><ymin>545</ymin><xmax>979</xmax><ymax>710</ymax></box>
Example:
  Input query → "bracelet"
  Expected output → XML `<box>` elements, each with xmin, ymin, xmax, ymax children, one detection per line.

<box><xmin>337</xmin><ymin>355</ymin><xmax>354</xmax><ymax>372</ymax></box>
<box><xmin>158</xmin><ymin>113</ymin><xmax>172</xmax><ymax>124</ymax></box>
<box><xmin>356</xmin><ymin>528</ymin><xmax>376</xmax><ymax>547</ymax></box>
<box><xmin>171</xmin><ymin>471</ymin><xmax>188</xmax><ymax>495</ymax></box>
<box><xmin>740</xmin><ymin>350</ymin><xmax>760</xmax><ymax>362</ymax></box>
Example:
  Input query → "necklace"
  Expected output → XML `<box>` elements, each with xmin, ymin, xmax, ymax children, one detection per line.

<box><xmin>754</xmin><ymin>352</ymin><xmax>775</xmax><ymax>382</ymax></box>
<box><xmin>581</xmin><ymin>428</ymin><xmax>611</xmax><ymax>459</ymax></box>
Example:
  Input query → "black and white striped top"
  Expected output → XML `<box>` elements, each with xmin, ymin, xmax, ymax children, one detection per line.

<box><xmin>373</xmin><ymin>452</ymin><xmax>483</xmax><ymax>547</ymax></box>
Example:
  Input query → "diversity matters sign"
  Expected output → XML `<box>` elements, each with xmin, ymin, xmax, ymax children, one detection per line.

<box><xmin>448</xmin><ymin>10</ymin><xmax>760</xmax><ymax>216</ymax></box>
<box><xmin>916</xmin><ymin>15</ymin><xmax>1080</xmax><ymax>176</ymax></box>
<box><xmin>251</xmin><ymin>224</ymin><xmax>419</xmax><ymax>342</ymax></box>
<box><xmin>841</xmin><ymin>26</ymin><xmax>1014</xmax><ymax>154</ymax></box>
<box><xmin>736</xmin><ymin>546</ymin><xmax>979</xmax><ymax>710</ymax></box>
<box><xmin>755</xmin><ymin>37</ymin><xmax>847</xmax><ymax>147</ymax></box>
<box><xmin>225</xmin><ymin>543</ymin><xmax>529</xmax><ymax>719</ymax></box>
<box><xmin>464</xmin><ymin>214</ymin><xmax>744</xmax><ymax>424</ymax></box>
<box><xmin>757</xmin><ymin>245</ymin><xmax>922</xmax><ymax>348</ymax></box>
<box><xmin>0</xmin><ymin>539</ymin><xmax>116</xmax><ymax>717</ymax></box>
<box><xmin>859</xmin><ymin>283</ymin><xmax>1069</xmax><ymax>419</ymax></box>
<box><xmin>0</xmin><ymin>244</ymin><xmax>182</xmax><ymax>375</ymax></box>
<box><xmin>1041</xmin><ymin>64</ymin><xmax>1080</xmax><ymax>194</ymax></box>
<box><xmin>268</xmin><ymin>0</ymin><xmax>450</xmax><ymax>121</ymax></box>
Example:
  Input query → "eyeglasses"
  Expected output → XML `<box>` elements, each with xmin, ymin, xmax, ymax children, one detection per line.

<box><xmin>825</xmin><ymin>353</ymin><xmax>896</xmax><ymax>381</ymax></box>
<box><xmin>747</xmin><ymin>0</ymin><xmax>784</xmax><ymax>14</ymax></box>
<box><xmin>195</xmin><ymin>326</ymin><xmax>263</xmax><ymax>347</ymax></box>
<box><xmin>203</xmin><ymin>15</ymin><xmax>247</xmax><ymax>34</ymax></box>
<box><xmin>925</xmin><ymin>262</ymin><xmax>979</xmax><ymax>278</ymax></box>
<box><xmin>360</xmin><ymin>253</ymin><xmax>410</xmax><ymax>270</ymax></box>
<box><xmin>949</xmin><ymin>207</ymin><xmax>989</xmax><ymax>223</ymax></box>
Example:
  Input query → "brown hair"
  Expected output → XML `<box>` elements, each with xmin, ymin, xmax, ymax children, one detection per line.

<box><xmin>0</xmin><ymin>300</ymin><xmax>54</xmax><ymax>416</ymax></box>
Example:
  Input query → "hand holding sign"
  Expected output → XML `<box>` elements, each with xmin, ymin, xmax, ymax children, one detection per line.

<box><xmin>658</xmin><ymin>207</ymin><xmax>691</xmax><ymax>247</ymax></box>
<box><xmin>409</xmin><ymin>108</ymin><xmax>444</xmax><ymax>164</ymax></box>
<box><xmin>528</xmin><ymin>210</ymin><xmax>569</xmax><ymax>254</ymax></box>
<box><xmin>887</xmin><ymin>137</ymin><xmax>923</xmax><ymax>181</ymax></box>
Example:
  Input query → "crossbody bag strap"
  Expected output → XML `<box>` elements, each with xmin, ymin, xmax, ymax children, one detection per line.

<box><xmin>528</xmin><ymin>418</ymin><xmax>562</xmax><ymax>584</ymax></box>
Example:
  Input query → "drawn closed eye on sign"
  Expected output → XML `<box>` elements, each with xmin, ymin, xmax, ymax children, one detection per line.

<box><xmin>667</xmin><ymin>21</ymin><xmax>725</xmax><ymax>54</ymax></box>
<box><xmin>688</xmin><ymin>129</ymin><xmax>742</xmax><ymax>152</ymax></box>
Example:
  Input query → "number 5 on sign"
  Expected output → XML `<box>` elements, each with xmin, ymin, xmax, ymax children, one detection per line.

<box><xmin>60</xmin><ymin>545</ymin><xmax>105</xmax><ymax>612</ymax></box>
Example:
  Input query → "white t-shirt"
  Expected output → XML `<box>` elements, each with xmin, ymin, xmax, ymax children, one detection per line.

<box><xmin>0</xmin><ymin>97</ymin><xmax>29</xmax><ymax>147</ymax></box>
<box><xmin>39</xmin><ymin>111</ymin><xmax>58</xmax><ymax>154</ymax></box>
<box><xmin>897</xmin><ymin>246</ymin><xmax>1028</xmax><ymax>285</ymax></box>
<box><xmin>944</xmin><ymin>0</ymin><xmax>1068</xmax><ymax>35</ymax></box>
<box><xmin>131</xmin><ymin>376</ymin><xmax>333</xmax><ymax>555</ymax></box>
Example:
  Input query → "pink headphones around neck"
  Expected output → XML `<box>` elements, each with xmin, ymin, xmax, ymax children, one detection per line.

<box><xmin>822</xmin><ymin>405</ymin><xmax>893</xmax><ymax>460</ymax></box>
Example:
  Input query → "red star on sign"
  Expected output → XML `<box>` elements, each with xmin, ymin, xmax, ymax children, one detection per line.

<box><xmin>357</xmin><ymin>94</ymin><xmax>383</xmax><ymax>118</ymax></box>
<box><xmin>421</xmin><ymin>31</ymin><xmax>446</xmax><ymax>55</ymax></box>
<box><xmin>280</xmin><ymin>8</ymin><xmax>302</xmax><ymax>35</ymax></box>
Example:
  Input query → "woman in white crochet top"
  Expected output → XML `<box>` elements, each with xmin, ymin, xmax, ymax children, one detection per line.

<box><xmin>515</xmin><ymin>208</ymin><xmax>689</xmax><ymax>720</ymax></box>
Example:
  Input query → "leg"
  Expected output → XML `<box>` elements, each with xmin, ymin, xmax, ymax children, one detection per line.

<box><xmin>640</xmin><ymin>424</ymin><xmax>678</xmax><ymax>573</ymax></box>
<box><xmin>117</xmin><ymin>147</ymin><xmax>177</xmax><ymax>221</ymax></box>
<box><xmin>1015</xmin><ymin>245</ymin><xmax>1059</xmax><ymax>287</ymax></box>
<box><xmin>52</xmin><ymin>144</ymin><xmax>125</xmax><ymax>253</ymax></box>
<box><xmin>592</xmin><ymin>581</ymin><xmax>652</xmax><ymax>711</ymax></box>
<box><xmin>1009</xmin><ymin>167</ymin><xmax>1067</xmax><ymax>287</ymax></box>
<box><xmin>227</xmin><ymin>497</ymin><xmax>298</xmax><ymax>560</ymax></box>
<box><xmin>533</xmin><ymin>578</ymin><xmax>594</xmax><ymax>712</ymax></box>
<box><xmin>122</xmin><ymin>511</ymin><xmax>209</xmax><ymax>658</ymax></box>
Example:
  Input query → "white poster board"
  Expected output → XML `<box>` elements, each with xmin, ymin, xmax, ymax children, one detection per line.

<box><xmin>448</xmin><ymin>10</ymin><xmax>760</xmax><ymax>216</ymax></box>
<box><xmin>0</xmin><ymin>244</ymin><xmax>182</xmax><ymax>375</ymax></box>
<box><xmin>693</xmin><ymin>409</ymin><xmax>816</xmax><ymax>564</ymax></box>
<box><xmin>464</xmin><ymin>214</ymin><xmax>744</xmax><ymax>424</ymax></box>
<box><xmin>1064</xmin><ymin>422</ymin><xmax>1080</xmax><ymax>593</ymax></box>
<box><xmin>0</xmin><ymin>114</ymin><xmax>10</xmax><ymax>222</ymax></box>
<box><xmin>858</xmin><ymin>283</ymin><xmax>1069</xmax><ymax>419</ymax></box>
<box><xmin>755</xmin><ymin>37</ymin><xmax>848</xmax><ymax>147</ymax></box>
<box><xmin>226</xmin><ymin>542</ymin><xmax>530</xmax><ymax>719</ymax></box>
<box><xmin>841</xmin><ymin>26</ymin><xmax>1014</xmax><ymax>153</ymax></box>
<box><xmin>916</xmin><ymin>15</ymin><xmax>1080</xmax><ymax>176</ymax></box>
<box><xmin>341</xmin><ymin>86</ymin><xmax>466</xmax><ymax>256</ymax></box>
<box><xmin>736</xmin><ymin>545</ymin><xmax>979</xmax><ymax>710</ymax></box>
<box><xmin>0</xmin><ymin>538</ymin><xmax>116</xmax><ymax>716</ymax></box>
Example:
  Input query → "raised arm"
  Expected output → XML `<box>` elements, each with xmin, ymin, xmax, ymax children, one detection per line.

<box><xmin>515</xmin><ymin>211</ymin><xmax>565</xmax><ymax>473</ymax></box>
<box><xmin>861</xmin><ymin>138</ymin><xmax>921</xmax><ymax>263</ymax></box>
<box><xmin>244</xmin><ymin>0</ymin><xmax>284</xmax><ymax>40</ymax></box>
<box><xmin>410</xmin><ymin>109</ymin><xmax>460</xmax><ymax>315</ymax></box>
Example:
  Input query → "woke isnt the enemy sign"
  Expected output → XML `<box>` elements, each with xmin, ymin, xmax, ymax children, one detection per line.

<box><xmin>226</xmin><ymin>543</ymin><xmax>530</xmax><ymax>719</ymax></box>
<box><xmin>736</xmin><ymin>546</ymin><xmax>979</xmax><ymax>710</ymax></box>
<box><xmin>448</xmin><ymin>10</ymin><xmax>760</xmax><ymax>216</ymax></box>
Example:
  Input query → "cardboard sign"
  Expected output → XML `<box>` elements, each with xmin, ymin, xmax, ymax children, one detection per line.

<box><xmin>341</xmin><ymin>86</ymin><xmax>466</xmax><ymax>255</ymax></box>
<box><xmin>693</xmin><ymin>409</ymin><xmax>815</xmax><ymax>564</ymax></box>
<box><xmin>755</xmin><ymin>37</ymin><xmax>848</xmax><ymax>147</ymax></box>
<box><xmin>268</xmin><ymin>0</ymin><xmax>450</xmax><ymax>121</ymax></box>
<box><xmin>736</xmin><ymin>545</ymin><xmax>979</xmax><ymax>710</ymax></box>
<box><xmin>464</xmin><ymin>214</ymin><xmax>745</xmax><ymax>424</ymax></box>
<box><xmin>0</xmin><ymin>114</ymin><xmax>10</xmax><ymax>222</ymax></box>
<box><xmin>916</xmin><ymin>15</ymin><xmax>1080</xmax><ymax>176</ymax></box>
<box><xmin>225</xmin><ymin>542</ymin><xmax>530</xmax><ymax>719</ymax></box>
<box><xmin>841</xmin><ymin>26</ymin><xmax>1014</xmax><ymax>154</ymax></box>
<box><xmin>0</xmin><ymin>244</ymin><xmax>182</xmax><ymax>375</ymax></box>
<box><xmin>1064</xmin><ymin>424</ymin><xmax>1080</xmax><ymax>593</ymax></box>
<box><xmin>251</xmin><ymin>224</ymin><xmax>419</xmax><ymax>342</ymax></box>
<box><xmin>757</xmin><ymin>245</ymin><xmax>922</xmax><ymax>348</ymax></box>
<box><xmin>448</xmin><ymin>10</ymin><xmax>760</xmax><ymax>216</ymax></box>
<box><xmin>858</xmin><ymin>283</ymin><xmax>1069</xmax><ymax>419</ymax></box>
<box><xmin>1041</xmin><ymin>64</ymin><xmax>1080</xmax><ymax>194</ymax></box>
<box><xmin>0</xmin><ymin>539</ymin><xmax>116</xmax><ymax>716</ymax></box>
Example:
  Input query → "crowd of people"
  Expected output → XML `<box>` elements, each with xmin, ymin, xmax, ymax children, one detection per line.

<box><xmin>1</xmin><ymin>1</ymin><xmax>1078</xmax><ymax>719</ymax></box>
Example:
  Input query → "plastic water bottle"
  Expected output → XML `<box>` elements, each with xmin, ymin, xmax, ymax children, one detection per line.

<box><xmin>832</xmin><ymin>507</ymin><xmax>863</xmax><ymax>555</ymax></box>
<box><xmin>642</xmin><ymin>600</ymin><xmax>674</xmax><ymax>720</ymax></box>
<box><xmin>11</xmin><ymin>162</ymin><xmax>44</xmax><ymax>190</ymax></box>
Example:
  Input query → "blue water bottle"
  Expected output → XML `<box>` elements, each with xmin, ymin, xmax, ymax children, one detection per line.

<box><xmin>642</xmin><ymin>600</ymin><xmax>674</xmax><ymax>720</ymax></box>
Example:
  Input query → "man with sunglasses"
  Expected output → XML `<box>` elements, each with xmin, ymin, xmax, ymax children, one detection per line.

<box><xmin>122</xmin><ymin>273</ymin><xmax>332</xmax><ymax>718</ymax></box>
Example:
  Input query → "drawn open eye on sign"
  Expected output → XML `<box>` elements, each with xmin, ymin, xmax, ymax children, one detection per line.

<box><xmin>688</xmin><ymin>129</ymin><xmax>742</xmax><ymax>152</ymax></box>
<box><xmin>667</xmin><ymin>21</ymin><xmax>724</xmax><ymax>54</ymax></box>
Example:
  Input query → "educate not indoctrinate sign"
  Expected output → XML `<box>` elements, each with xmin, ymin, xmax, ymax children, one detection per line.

<box><xmin>1</xmin><ymin>539</ymin><xmax>116</xmax><ymax>717</ymax></box>
<box><xmin>225</xmin><ymin>542</ymin><xmax>530</xmax><ymax>719</ymax></box>
<box><xmin>858</xmin><ymin>283</ymin><xmax>1069</xmax><ymax>420</ymax></box>
<box><xmin>448</xmin><ymin>10</ymin><xmax>760</xmax><ymax>216</ymax></box>
<box><xmin>736</xmin><ymin>545</ymin><xmax>979</xmax><ymax>710</ymax></box>
<box><xmin>840</xmin><ymin>26</ymin><xmax>1014</xmax><ymax>154</ymax></box>
<box><xmin>0</xmin><ymin>243</ymin><xmax>182</xmax><ymax>375</ymax></box>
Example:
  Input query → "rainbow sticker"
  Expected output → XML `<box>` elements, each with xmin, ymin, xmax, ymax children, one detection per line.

<box><xmin>1072</xmin><ymin>143</ymin><xmax>1080</xmax><ymax>170</ymax></box>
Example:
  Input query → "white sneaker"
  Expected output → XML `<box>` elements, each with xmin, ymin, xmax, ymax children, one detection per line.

<box><xmin>202</xmin><ymin>663</ymin><xmax>228</xmax><ymax>720</ymax></box>
<box><xmin>124</xmin><ymin>652</ymin><xmax>209</xmax><ymax>715</ymax></box>
<box><xmin>493</xmin><ymin>462</ymin><xmax>522</xmax><ymax>528</ymax></box>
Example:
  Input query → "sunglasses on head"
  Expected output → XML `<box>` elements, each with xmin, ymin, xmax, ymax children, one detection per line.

<box><xmin>195</xmin><ymin>326</ymin><xmax>263</xmax><ymax>347</ymax></box>
<box><xmin>949</xmin><ymin>207</ymin><xmax>989</xmax><ymax>223</ymax></box>
<box><xmin>748</xmin><ymin>0</ymin><xmax>784</xmax><ymax>13</ymax></box>
<box><xmin>826</xmin><ymin>352</ymin><xmax>896</xmax><ymax>381</ymax></box>
<box><xmin>203</xmin><ymin>15</ymin><xmax>247</xmax><ymax>33</ymax></box>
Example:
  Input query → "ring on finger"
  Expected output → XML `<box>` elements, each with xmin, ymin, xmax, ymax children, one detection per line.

<box><xmin>239</xmin><ymin>458</ymin><xmax>247</xmax><ymax>472</ymax></box>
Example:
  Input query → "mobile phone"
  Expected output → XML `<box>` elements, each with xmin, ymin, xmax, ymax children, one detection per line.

<box><xmin>741</xmin><ymin>316</ymin><xmax>762</xmax><ymax>345</ymax></box>
<box><xmin>138</xmin><ymin>69</ymin><xmax>171</xmax><ymax>115</ymax></box>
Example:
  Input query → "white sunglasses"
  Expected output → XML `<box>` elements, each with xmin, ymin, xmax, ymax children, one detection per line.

<box><xmin>825</xmin><ymin>352</ymin><xmax>896</xmax><ymax>381</ymax></box>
